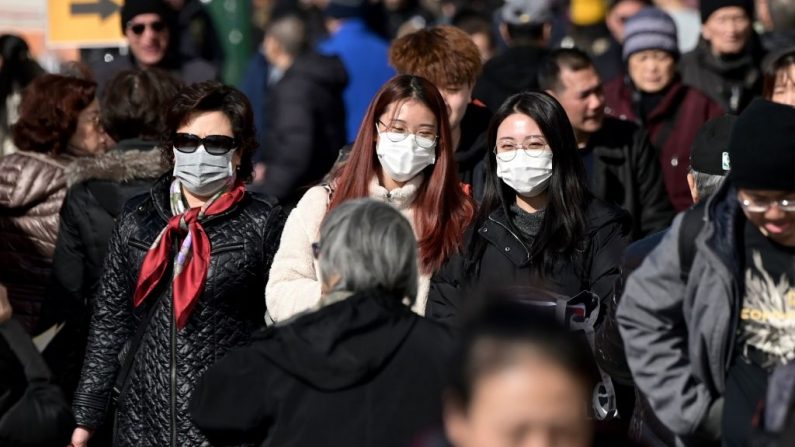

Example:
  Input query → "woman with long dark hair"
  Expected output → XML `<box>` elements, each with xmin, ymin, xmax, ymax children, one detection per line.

<box><xmin>265</xmin><ymin>74</ymin><xmax>475</xmax><ymax>321</ymax></box>
<box><xmin>426</xmin><ymin>91</ymin><xmax>631</xmax><ymax>325</ymax></box>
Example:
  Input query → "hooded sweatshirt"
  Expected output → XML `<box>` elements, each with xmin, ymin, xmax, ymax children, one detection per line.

<box><xmin>190</xmin><ymin>289</ymin><xmax>454</xmax><ymax>447</ymax></box>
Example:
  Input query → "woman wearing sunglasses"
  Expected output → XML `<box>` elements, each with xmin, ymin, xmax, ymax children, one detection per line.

<box><xmin>69</xmin><ymin>81</ymin><xmax>286</xmax><ymax>447</ymax></box>
<box><xmin>426</xmin><ymin>92</ymin><xmax>631</xmax><ymax>328</ymax></box>
<box><xmin>265</xmin><ymin>75</ymin><xmax>475</xmax><ymax>322</ymax></box>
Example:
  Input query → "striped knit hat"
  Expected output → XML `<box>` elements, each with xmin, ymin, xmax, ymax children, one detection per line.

<box><xmin>622</xmin><ymin>8</ymin><xmax>679</xmax><ymax>61</ymax></box>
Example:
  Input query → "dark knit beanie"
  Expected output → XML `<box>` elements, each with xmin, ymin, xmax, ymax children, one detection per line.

<box><xmin>699</xmin><ymin>0</ymin><xmax>753</xmax><ymax>23</ymax></box>
<box><xmin>121</xmin><ymin>0</ymin><xmax>169</xmax><ymax>33</ymax></box>
<box><xmin>324</xmin><ymin>0</ymin><xmax>366</xmax><ymax>19</ymax></box>
<box><xmin>690</xmin><ymin>115</ymin><xmax>736</xmax><ymax>175</ymax></box>
<box><xmin>622</xmin><ymin>8</ymin><xmax>679</xmax><ymax>61</ymax></box>
<box><xmin>728</xmin><ymin>99</ymin><xmax>795</xmax><ymax>191</ymax></box>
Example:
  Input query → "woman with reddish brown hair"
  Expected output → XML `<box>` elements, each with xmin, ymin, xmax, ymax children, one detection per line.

<box><xmin>0</xmin><ymin>73</ymin><xmax>109</xmax><ymax>334</ymax></box>
<box><xmin>266</xmin><ymin>74</ymin><xmax>475</xmax><ymax>322</ymax></box>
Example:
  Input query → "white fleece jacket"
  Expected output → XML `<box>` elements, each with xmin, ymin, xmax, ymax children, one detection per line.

<box><xmin>265</xmin><ymin>176</ymin><xmax>430</xmax><ymax>323</ymax></box>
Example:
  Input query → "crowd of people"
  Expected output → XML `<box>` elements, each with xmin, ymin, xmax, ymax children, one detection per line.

<box><xmin>2</xmin><ymin>0</ymin><xmax>795</xmax><ymax>446</ymax></box>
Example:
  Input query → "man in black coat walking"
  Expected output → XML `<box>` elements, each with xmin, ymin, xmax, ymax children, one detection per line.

<box><xmin>541</xmin><ymin>48</ymin><xmax>674</xmax><ymax>240</ymax></box>
<box><xmin>251</xmin><ymin>13</ymin><xmax>347</xmax><ymax>207</ymax></box>
<box><xmin>472</xmin><ymin>0</ymin><xmax>552</xmax><ymax>112</ymax></box>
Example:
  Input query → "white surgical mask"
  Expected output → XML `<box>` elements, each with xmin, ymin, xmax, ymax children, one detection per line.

<box><xmin>496</xmin><ymin>150</ymin><xmax>553</xmax><ymax>197</ymax></box>
<box><xmin>376</xmin><ymin>132</ymin><xmax>436</xmax><ymax>182</ymax></box>
<box><xmin>173</xmin><ymin>145</ymin><xmax>235</xmax><ymax>196</ymax></box>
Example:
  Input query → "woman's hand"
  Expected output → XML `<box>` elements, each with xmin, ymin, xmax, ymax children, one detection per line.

<box><xmin>69</xmin><ymin>426</ymin><xmax>94</xmax><ymax>447</ymax></box>
<box><xmin>0</xmin><ymin>284</ymin><xmax>11</xmax><ymax>323</ymax></box>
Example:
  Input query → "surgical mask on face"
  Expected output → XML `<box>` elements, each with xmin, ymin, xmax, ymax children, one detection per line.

<box><xmin>496</xmin><ymin>150</ymin><xmax>553</xmax><ymax>197</ymax></box>
<box><xmin>172</xmin><ymin>145</ymin><xmax>235</xmax><ymax>196</ymax></box>
<box><xmin>375</xmin><ymin>132</ymin><xmax>436</xmax><ymax>183</ymax></box>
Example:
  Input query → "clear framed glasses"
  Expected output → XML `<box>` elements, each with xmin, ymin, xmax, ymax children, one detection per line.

<box><xmin>739</xmin><ymin>198</ymin><xmax>795</xmax><ymax>213</ymax></box>
<box><xmin>493</xmin><ymin>136</ymin><xmax>550</xmax><ymax>162</ymax></box>
<box><xmin>377</xmin><ymin>120</ymin><xmax>437</xmax><ymax>149</ymax></box>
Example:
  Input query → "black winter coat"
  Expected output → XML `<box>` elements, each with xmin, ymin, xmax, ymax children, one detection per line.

<box><xmin>71</xmin><ymin>176</ymin><xmax>286</xmax><ymax>446</ymax></box>
<box><xmin>256</xmin><ymin>52</ymin><xmax>348</xmax><ymax>206</ymax></box>
<box><xmin>455</xmin><ymin>103</ymin><xmax>491</xmax><ymax>201</ymax></box>
<box><xmin>680</xmin><ymin>37</ymin><xmax>764</xmax><ymax>113</ymax></box>
<box><xmin>473</xmin><ymin>45</ymin><xmax>549</xmax><ymax>112</ymax></box>
<box><xmin>586</xmin><ymin>117</ymin><xmax>674</xmax><ymax>240</ymax></box>
<box><xmin>426</xmin><ymin>198</ymin><xmax>631</xmax><ymax>326</ymax></box>
<box><xmin>190</xmin><ymin>289</ymin><xmax>454</xmax><ymax>447</ymax></box>
<box><xmin>40</xmin><ymin>141</ymin><xmax>168</xmax><ymax>402</ymax></box>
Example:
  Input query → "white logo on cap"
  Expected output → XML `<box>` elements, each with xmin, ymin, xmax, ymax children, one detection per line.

<box><xmin>722</xmin><ymin>152</ymin><xmax>731</xmax><ymax>171</ymax></box>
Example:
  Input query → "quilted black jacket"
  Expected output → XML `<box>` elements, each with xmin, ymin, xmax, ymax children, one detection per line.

<box><xmin>71</xmin><ymin>176</ymin><xmax>286</xmax><ymax>446</ymax></box>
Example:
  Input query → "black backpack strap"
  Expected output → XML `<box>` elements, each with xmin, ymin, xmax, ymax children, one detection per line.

<box><xmin>0</xmin><ymin>319</ymin><xmax>52</xmax><ymax>382</ymax></box>
<box><xmin>678</xmin><ymin>201</ymin><xmax>708</xmax><ymax>283</ymax></box>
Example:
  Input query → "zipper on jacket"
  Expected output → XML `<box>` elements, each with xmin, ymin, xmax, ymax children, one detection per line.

<box><xmin>170</xmin><ymin>290</ymin><xmax>177</xmax><ymax>446</ymax></box>
<box><xmin>487</xmin><ymin>215</ymin><xmax>531</xmax><ymax>263</ymax></box>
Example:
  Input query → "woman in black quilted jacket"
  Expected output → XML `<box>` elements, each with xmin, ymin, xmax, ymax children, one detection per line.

<box><xmin>69</xmin><ymin>81</ymin><xmax>286</xmax><ymax>446</ymax></box>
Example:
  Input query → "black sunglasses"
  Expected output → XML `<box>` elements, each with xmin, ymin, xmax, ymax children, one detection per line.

<box><xmin>128</xmin><ymin>21</ymin><xmax>166</xmax><ymax>36</ymax></box>
<box><xmin>173</xmin><ymin>133</ymin><xmax>237</xmax><ymax>155</ymax></box>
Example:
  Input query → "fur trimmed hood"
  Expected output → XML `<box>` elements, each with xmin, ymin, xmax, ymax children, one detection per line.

<box><xmin>67</xmin><ymin>143</ymin><xmax>169</xmax><ymax>187</ymax></box>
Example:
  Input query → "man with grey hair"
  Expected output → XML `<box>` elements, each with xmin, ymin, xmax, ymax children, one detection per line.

<box><xmin>251</xmin><ymin>13</ymin><xmax>348</xmax><ymax>207</ymax></box>
<box><xmin>598</xmin><ymin>114</ymin><xmax>734</xmax><ymax>444</ymax></box>
<box><xmin>191</xmin><ymin>199</ymin><xmax>453</xmax><ymax>446</ymax></box>
<box><xmin>686</xmin><ymin>114</ymin><xmax>735</xmax><ymax>203</ymax></box>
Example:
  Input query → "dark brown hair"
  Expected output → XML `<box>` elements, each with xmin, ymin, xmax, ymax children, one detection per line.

<box><xmin>329</xmin><ymin>75</ymin><xmax>475</xmax><ymax>274</ymax></box>
<box><xmin>102</xmin><ymin>69</ymin><xmax>182</xmax><ymax>142</ymax></box>
<box><xmin>389</xmin><ymin>26</ymin><xmax>482</xmax><ymax>89</ymax></box>
<box><xmin>538</xmin><ymin>47</ymin><xmax>595</xmax><ymax>93</ymax></box>
<box><xmin>11</xmin><ymin>74</ymin><xmax>96</xmax><ymax>155</ymax></box>
<box><xmin>161</xmin><ymin>81</ymin><xmax>257</xmax><ymax>181</ymax></box>
<box><xmin>763</xmin><ymin>48</ymin><xmax>795</xmax><ymax>100</ymax></box>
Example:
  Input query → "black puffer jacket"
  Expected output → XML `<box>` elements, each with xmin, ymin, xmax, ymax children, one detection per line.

<box><xmin>71</xmin><ymin>176</ymin><xmax>286</xmax><ymax>446</ymax></box>
<box><xmin>427</xmin><ymin>198</ymin><xmax>631</xmax><ymax>326</ymax></box>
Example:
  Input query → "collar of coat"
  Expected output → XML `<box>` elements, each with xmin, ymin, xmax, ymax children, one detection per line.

<box><xmin>368</xmin><ymin>174</ymin><xmax>423</xmax><ymax>210</ymax></box>
<box><xmin>66</xmin><ymin>140</ymin><xmax>168</xmax><ymax>188</ymax></box>
<box><xmin>697</xmin><ymin>180</ymin><xmax>745</xmax><ymax>279</ymax></box>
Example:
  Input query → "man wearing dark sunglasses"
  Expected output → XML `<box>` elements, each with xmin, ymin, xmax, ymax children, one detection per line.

<box><xmin>92</xmin><ymin>0</ymin><xmax>217</xmax><ymax>91</ymax></box>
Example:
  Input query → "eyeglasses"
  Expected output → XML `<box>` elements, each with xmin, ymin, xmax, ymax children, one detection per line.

<box><xmin>493</xmin><ymin>137</ymin><xmax>550</xmax><ymax>162</ymax></box>
<box><xmin>79</xmin><ymin>114</ymin><xmax>101</xmax><ymax>128</ymax></box>
<box><xmin>739</xmin><ymin>197</ymin><xmax>795</xmax><ymax>213</ymax></box>
<box><xmin>173</xmin><ymin>133</ymin><xmax>237</xmax><ymax>155</ymax></box>
<box><xmin>311</xmin><ymin>242</ymin><xmax>321</xmax><ymax>259</ymax></box>
<box><xmin>127</xmin><ymin>20</ymin><xmax>166</xmax><ymax>36</ymax></box>
<box><xmin>377</xmin><ymin>121</ymin><xmax>437</xmax><ymax>149</ymax></box>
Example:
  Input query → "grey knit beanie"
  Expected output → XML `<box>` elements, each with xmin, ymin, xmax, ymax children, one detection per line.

<box><xmin>622</xmin><ymin>7</ymin><xmax>679</xmax><ymax>61</ymax></box>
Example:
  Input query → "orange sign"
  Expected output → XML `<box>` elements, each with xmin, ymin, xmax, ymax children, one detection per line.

<box><xmin>47</xmin><ymin>0</ymin><xmax>125</xmax><ymax>47</ymax></box>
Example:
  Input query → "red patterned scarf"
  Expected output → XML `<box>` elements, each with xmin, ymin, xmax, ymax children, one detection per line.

<box><xmin>132</xmin><ymin>180</ymin><xmax>246</xmax><ymax>329</ymax></box>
